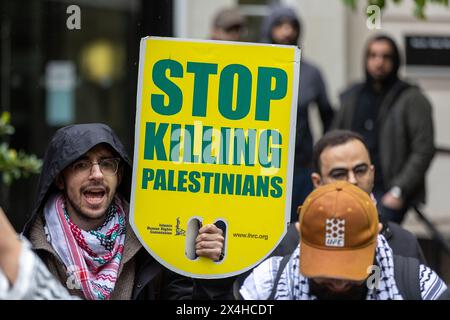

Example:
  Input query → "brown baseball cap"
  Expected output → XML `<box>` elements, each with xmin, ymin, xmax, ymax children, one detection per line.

<box><xmin>299</xmin><ymin>181</ymin><xmax>379</xmax><ymax>281</ymax></box>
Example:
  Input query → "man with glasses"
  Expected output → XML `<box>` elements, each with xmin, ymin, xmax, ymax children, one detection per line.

<box><xmin>21</xmin><ymin>123</ymin><xmax>225</xmax><ymax>300</ymax></box>
<box><xmin>272</xmin><ymin>129</ymin><xmax>426</xmax><ymax>263</ymax></box>
<box><xmin>240</xmin><ymin>182</ymin><xmax>448</xmax><ymax>300</ymax></box>
<box><xmin>236</xmin><ymin>131</ymin><xmax>446</xmax><ymax>300</ymax></box>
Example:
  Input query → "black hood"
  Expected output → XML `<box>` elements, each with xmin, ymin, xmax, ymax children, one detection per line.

<box><xmin>260</xmin><ymin>5</ymin><xmax>301</xmax><ymax>44</ymax></box>
<box><xmin>22</xmin><ymin>123</ymin><xmax>132</xmax><ymax>237</ymax></box>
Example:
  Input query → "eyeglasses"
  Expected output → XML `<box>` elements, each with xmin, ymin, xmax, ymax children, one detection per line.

<box><xmin>70</xmin><ymin>158</ymin><xmax>121</xmax><ymax>176</ymax></box>
<box><xmin>328</xmin><ymin>164</ymin><xmax>370</xmax><ymax>181</ymax></box>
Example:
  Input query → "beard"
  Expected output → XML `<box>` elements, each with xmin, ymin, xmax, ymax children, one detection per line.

<box><xmin>365</xmin><ymin>68</ymin><xmax>398</xmax><ymax>91</ymax></box>
<box><xmin>63</xmin><ymin>185</ymin><xmax>114</xmax><ymax>230</ymax></box>
<box><xmin>309</xmin><ymin>279</ymin><xmax>368</xmax><ymax>300</ymax></box>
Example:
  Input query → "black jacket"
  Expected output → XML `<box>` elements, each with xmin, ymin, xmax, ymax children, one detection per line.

<box><xmin>333</xmin><ymin>80</ymin><xmax>435</xmax><ymax>204</ymax></box>
<box><xmin>22</xmin><ymin>123</ymin><xmax>197</xmax><ymax>299</ymax></box>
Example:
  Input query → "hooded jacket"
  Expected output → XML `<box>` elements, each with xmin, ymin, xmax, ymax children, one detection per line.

<box><xmin>333</xmin><ymin>80</ymin><xmax>435</xmax><ymax>205</ymax></box>
<box><xmin>260</xmin><ymin>6</ymin><xmax>301</xmax><ymax>45</ymax></box>
<box><xmin>333</xmin><ymin>36</ymin><xmax>435</xmax><ymax>205</ymax></box>
<box><xmin>22</xmin><ymin>123</ymin><xmax>192</xmax><ymax>299</ymax></box>
<box><xmin>24</xmin><ymin>123</ymin><xmax>132</xmax><ymax>235</ymax></box>
<box><xmin>260</xmin><ymin>6</ymin><xmax>334</xmax><ymax>167</ymax></box>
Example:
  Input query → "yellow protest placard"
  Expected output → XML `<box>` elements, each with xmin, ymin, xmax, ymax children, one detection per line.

<box><xmin>130</xmin><ymin>37</ymin><xmax>300</xmax><ymax>278</ymax></box>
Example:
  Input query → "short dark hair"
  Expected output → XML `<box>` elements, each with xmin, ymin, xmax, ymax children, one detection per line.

<box><xmin>312</xmin><ymin>130</ymin><xmax>370</xmax><ymax>174</ymax></box>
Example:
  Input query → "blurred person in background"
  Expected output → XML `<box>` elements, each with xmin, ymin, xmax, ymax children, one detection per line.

<box><xmin>210</xmin><ymin>7</ymin><xmax>247</xmax><ymax>41</ymax></box>
<box><xmin>260</xmin><ymin>5</ymin><xmax>335</xmax><ymax>223</ymax></box>
<box><xmin>333</xmin><ymin>35</ymin><xmax>435</xmax><ymax>224</ymax></box>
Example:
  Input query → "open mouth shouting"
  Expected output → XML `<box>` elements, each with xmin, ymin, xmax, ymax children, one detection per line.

<box><xmin>82</xmin><ymin>186</ymin><xmax>108</xmax><ymax>207</ymax></box>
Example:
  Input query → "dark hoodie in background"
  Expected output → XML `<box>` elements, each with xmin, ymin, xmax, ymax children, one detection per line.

<box><xmin>333</xmin><ymin>36</ymin><xmax>435</xmax><ymax>223</ymax></box>
<box><xmin>350</xmin><ymin>35</ymin><xmax>405</xmax><ymax>191</ymax></box>
<box><xmin>261</xmin><ymin>6</ymin><xmax>335</xmax><ymax>221</ymax></box>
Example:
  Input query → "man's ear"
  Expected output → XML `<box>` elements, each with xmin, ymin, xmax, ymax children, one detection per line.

<box><xmin>55</xmin><ymin>174</ymin><xmax>65</xmax><ymax>190</ymax></box>
<box><xmin>311</xmin><ymin>172</ymin><xmax>322</xmax><ymax>188</ymax></box>
<box><xmin>370</xmin><ymin>164</ymin><xmax>375</xmax><ymax>189</ymax></box>
<box><xmin>295</xmin><ymin>222</ymin><xmax>300</xmax><ymax>233</ymax></box>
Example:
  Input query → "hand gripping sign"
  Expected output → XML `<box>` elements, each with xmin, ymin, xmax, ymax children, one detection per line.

<box><xmin>130</xmin><ymin>37</ymin><xmax>300</xmax><ymax>278</ymax></box>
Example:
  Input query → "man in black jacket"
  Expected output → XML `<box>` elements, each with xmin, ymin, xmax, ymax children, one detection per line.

<box><xmin>332</xmin><ymin>35</ymin><xmax>435</xmax><ymax>224</ymax></box>
<box><xmin>22</xmin><ymin>123</ymin><xmax>225</xmax><ymax>300</ymax></box>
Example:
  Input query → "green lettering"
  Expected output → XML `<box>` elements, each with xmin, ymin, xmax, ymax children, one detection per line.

<box><xmin>233</xmin><ymin>128</ymin><xmax>256</xmax><ymax>166</ymax></box>
<box><xmin>141</xmin><ymin>168</ymin><xmax>154</xmax><ymax>189</ymax></box>
<box><xmin>177</xmin><ymin>170</ymin><xmax>188</xmax><ymax>192</ymax></box>
<box><xmin>169</xmin><ymin>124</ymin><xmax>182</xmax><ymax>162</ymax></box>
<box><xmin>221</xmin><ymin>173</ymin><xmax>235</xmax><ymax>195</ymax></box>
<box><xmin>202</xmin><ymin>172</ymin><xmax>214</xmax><ymax>193</ymax></box>
<box><xmin>255</xmin><ymin>67</ymin><xmax>287</xmax><ymax>121</ymax></box>
<box><xmin>218</xmin><ymin>64</ymin><xmax>252</xmax><ymax>120</ymax></box>
<box><xmin>151</xmin><ymin>59</ymin><xmax>183</xmax><ymax>115</ymax></box>
<box><xmin>259</xmin><ymin>130</ymin><xmax>282</xmax><ymax>168</ymax></box>
<box><xmin>186</xmin><ymin>62</ymin><xmax>218</xmax><ymax>117</ymax></box>
<box><xmin>235</xmin><ymin>174</ymin><xmax>242</xmax><ymax>195</ymax></box>
<box><xmin>154</xmin><ymin>169</ymin><xmax>167</xmax><ymax>190</ymax></box>
<box><xmin>202</xmin><ymin>126</ymin><xmax>216</xmax><ymax>164</ymax></box>
<box><xmin>144</xmin><ymin>122</ymin><xmax>168</xmax><ymax>161</ymax></box>
<box><xmin>214</xmin><ymin>173</ymin><xmax>221</xmax><ymax>194</ymax></box>
<box><xmin>167</xmin><ymin>170</ymin><xmax>176</xmax><ymax>191</ymax></box>
<box><xmin>270</xmin><ymin>176</ymin><xmax>283</xmax><ymax>198</ymax></box>
<box><xmin>242</xmin><ymin>175</ymin><xmax>255</xmax><ymax>196</ymax></box>
<box><xmin>183</xmin><ymin>125</ymin><xmax>198</xmax><ymax>163</ymax></box>
<box><xmin>188</xmin><ymin>171</ymin><xmax>201</xmax><ymax>193</ymax></box>
<box><xmin>219</xmin><ymin>127</ymin><xmax>231</xmax><ymax>165</ymax></box>
<box><xmin>256</xmin><ymin>176</ymin><xmax>269</xmax><ymax>197</ymax></box>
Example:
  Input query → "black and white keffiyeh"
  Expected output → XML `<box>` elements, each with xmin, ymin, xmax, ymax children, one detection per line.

<box><xmin>240</xmin><ymin>235</ymin><xmax>407</xmax><ymax>300</ymax></box>
<box><xmin>0</xmin><ymin>239</ymin><xmax>76</xmax><ymax>300</ymax></box>
<box><xmin>274</xmin><ymin>235</ymin><xmax>402</xmax><ymax>300</ymax></box>
<box><xmin>241</xmin><ymin>232</ymin><xmax>449</xmax><ymax>300</ymax></box>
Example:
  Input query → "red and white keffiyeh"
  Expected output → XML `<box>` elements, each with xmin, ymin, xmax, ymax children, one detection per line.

<box><xmin>44</xmin><ymin>193</ymin><xmax>126</xmax><ymax>300</ymax></box>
